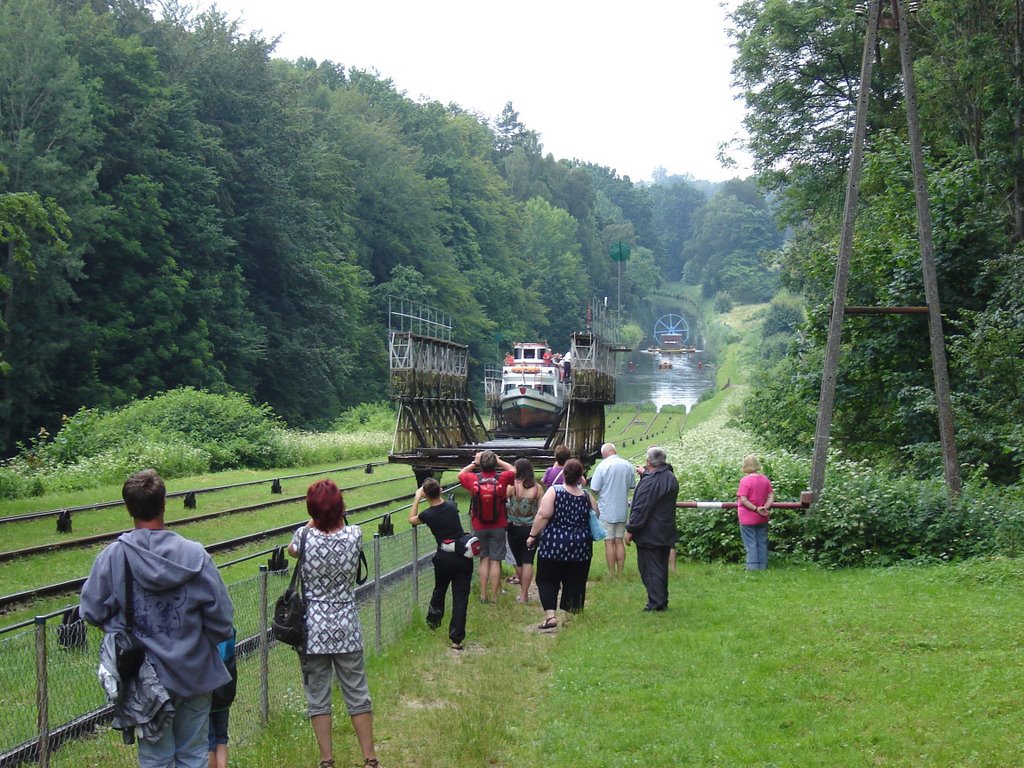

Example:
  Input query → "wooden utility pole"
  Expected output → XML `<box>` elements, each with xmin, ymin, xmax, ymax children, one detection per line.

<box><xmin>810</xmin><ymin>0</ymin><xmax>961</xmax><ymax>502</ymax></box>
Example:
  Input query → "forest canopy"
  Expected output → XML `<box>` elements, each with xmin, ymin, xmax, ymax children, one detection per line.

<box><xmin>0</xmin><ymin>0</ymin><xmax>778</xmax><ymax>454</ymax></box>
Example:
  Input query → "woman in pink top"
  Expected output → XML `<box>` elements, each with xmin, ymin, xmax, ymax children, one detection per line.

<box><xmin>736</xmin><ymin>455</ymin><xmax>774</xmax><ymax>570</ymax></box>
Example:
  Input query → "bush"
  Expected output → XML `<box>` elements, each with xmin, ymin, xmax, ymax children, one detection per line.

<box><xmin>665</xmin><ymin>409</ymin><xmax>1024</xmax><ymax>567</ymax></box>
<box><xmin>675</xmin><ymin>458</ymin><xmax>1024</xmax><ymax>567</ymax></box>
<box><xmin>276</xmin><ymin>430</ymin><xmax>391</xmax><ymax>467</ymax></box>
<box><xmin>713</xmin><ymin>291</ymin><xmax>735</xmax><ymax>313</ymax></box>
<box><xmin>0</xmin><ymin>389</ymin><xmax>396</xmax><ymax>500</ymax></box>
<box><xmin>37</xmin><ymin>388</ymin><xmax>286</xmax><ymax>472</ymax></box>
<box><xmin>332</xmin><ymin>402</ymin><xmax>396</xmax><ymax>433</ymax></box>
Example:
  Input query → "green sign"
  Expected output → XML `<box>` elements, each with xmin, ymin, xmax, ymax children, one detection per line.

<box><xmin>609</xmin><ymin>241</ymin><xmax>631</xmax><ymax>262</ymax></box>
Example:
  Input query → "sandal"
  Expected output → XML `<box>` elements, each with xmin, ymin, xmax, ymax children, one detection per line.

<box><xmin>363</xmin><ymin>760</ymin><xmax>380</xmax><ymax>768</ymax></box>
<box><xmin>318</xmin><ymin>760</ymin><xmax>334</xmax><ymax>768</ymax></box>
<box><xmin>538</xmin><ymin>617</ymin><xmax>557</xmax><ymax>630</ymax></box>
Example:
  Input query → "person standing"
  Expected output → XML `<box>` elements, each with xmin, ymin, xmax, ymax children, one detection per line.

<box><xmin>541</xmin><ymin>444</ymin><xmax>572</xmax><ymax>488</ymax></box>
<box><xmin>458</xmin><ymin>450</ymin><xmax>514</xmax><ymax>603</ymax></box>
<box><xmin>527</xmin><ymin>458</ymin><xmax>597</xmax><ymax>629</ymax></box>
<box><xmin>409</xmin><ymin>478</ymin><xmax>473</xmax><ymax>650</ymax></box>
<box><xmin>208</xmin><ymin>626</ymin><xmax>237</xmax><ymax>768</ymax></box>
<box><xmin>288</xmin><ymin>479</ymin><xmax>380</xmax><ymax>768</ymax></box>
<box><xmin>625</xmin><ymin>447</ymin><xmax>679</xmax><ymax>612</ymax></box>
<box><xmin>81</xmin><ymin>469</ymin><xmax>234</xmax><ymax>768</ymax></box>
<box><xmin>737</xmin><ymin>454</ymin><xmax>774</xmax><ymax>570</ymax></box>
<box><xmin>502</xmin><ymin>458</ymin><xmax>544</xmax><ymax>603</ymax></box>
<box><xmin>588</xmin><ymin>443</ymin><xmax>635</xmax><ymax>576</ymax></box>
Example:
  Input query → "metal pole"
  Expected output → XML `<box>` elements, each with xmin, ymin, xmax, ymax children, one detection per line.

<box><xmin>373</xmin><ymin>534</ymin><xmax>383</xmax><ymax>653</ymax></box>
<box><xmin>894</xmin><ymin>0</ymin><xmax>961</xmax><ymax>497</ymax></box>
<box><xmin>809</xmin><ymin>0</ymin><xmax>883</xmax><ymax>502</ymax></box>
<box><xmin>258</xmin><ymin>565</ymin><xmax>269</xmax><ymax>725</ymax></box>
<box><xmin>35</xmin><ymin>616</ymin><xmax>49</xmax><ymax>768</ymax></box>
<box><xmin>617</xmin><ymin>257</ymin><xmax>622</xmax><ymax>315</ymax></box>
<box><xmin>411</xmin><ymin>525</ymin><xmax>419</xmax><ymax>609</ymax></box>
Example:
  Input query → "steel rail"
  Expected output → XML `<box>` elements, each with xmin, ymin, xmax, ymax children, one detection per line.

<box><xmin>0</xmin><ymin>474</ymin><xmax>409</xmax><ymax>561</ymax></box>
<box><xmin>0</xmin><ymin>460</ymin><xmax>391</xmax><ymax>524</ymax></box>
<box><xmin>0</xmin><ymin>494</ymin><xmax>409</xmax><ymax>611</ymax></box>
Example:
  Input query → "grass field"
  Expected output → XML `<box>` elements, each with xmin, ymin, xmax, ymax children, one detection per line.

<box><xmin>340</xmin><ymin>556</ymin><xmax>1024</xmax><ymax>768</ymax></box>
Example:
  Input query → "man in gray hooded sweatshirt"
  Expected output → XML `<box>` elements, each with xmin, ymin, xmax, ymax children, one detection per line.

<box><xmin>82</xmin><ymin>468</ymin><xmax>234</xmax><ymax>768</ymax></box>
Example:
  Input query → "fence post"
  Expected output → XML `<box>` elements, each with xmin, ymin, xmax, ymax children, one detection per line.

<box><xmin>373</xmin><ymin>534</ymin><xmax>382</xmax><ymax>653</ymax></box>
<box><xmin>35</xmin><ymin>616</ymin><xmax>49</xmax><ymax>768</ymax></box>
<box><xmin>259</xmin><ymin>565</ymin><xmax>269</xmax><ymax>726</ymax></box>
<box><xmin>411</xmin><ymin>525</ymin><xmax>419</xmax><ymax>609</ymax></box>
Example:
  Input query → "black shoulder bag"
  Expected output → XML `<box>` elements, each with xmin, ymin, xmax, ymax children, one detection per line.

<box><xmin>272</xmin><ymin>528</ymin><xmax>308</xmax><ymax>648</ymax></box>
<box><xmin>114</xmin><ymin>551</ymin><xmax>146</xmax><ymax>683</ymax></box>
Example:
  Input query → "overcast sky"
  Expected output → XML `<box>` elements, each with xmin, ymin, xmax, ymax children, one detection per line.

<box><xmin>199</xmin><ymin>0</ymin><xmax>750</xmax><ymax>183</ymax></box>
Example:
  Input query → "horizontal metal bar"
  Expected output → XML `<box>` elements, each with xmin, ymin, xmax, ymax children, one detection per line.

<box><xmin>675</xmin><ymin>501</ymin><xmax>810</xmax><ymax>510</ymax></box>
<box><xmin>844</xmin><ymin>306</ymin><xmax>928</xmax><ymax>315</ymax></box>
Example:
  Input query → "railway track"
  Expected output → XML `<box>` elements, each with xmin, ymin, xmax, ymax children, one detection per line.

<box><xmin>0</xmin><ymin>460</ymin><xmax>391</xmax><ymax>525</ymax></box>
<box><xmin>0</xmin><ymin>493</ymin><xmax>411</xmax><ymax>612</ymax></box>
<box><xmin>0</xmin><ymin>473</ymin><xmax>408</xmax><ymax>562</ymax></box>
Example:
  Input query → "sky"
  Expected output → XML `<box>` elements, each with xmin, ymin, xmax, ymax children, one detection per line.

<box><xmin>198</xmin><ymin>0</ymin><xmax>751</xmax><ymax>183</ymax></box>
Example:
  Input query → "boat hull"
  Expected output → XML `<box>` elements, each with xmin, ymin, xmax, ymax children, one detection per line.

<box><xmin>499</xmin><ymin>389</ymin><xmax>562</xmax><ymax>431</ymax></box>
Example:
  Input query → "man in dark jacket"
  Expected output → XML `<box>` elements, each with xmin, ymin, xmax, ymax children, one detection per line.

<box><xmin>625</xmin><ymin>446</ymin><xmax>680</xmax><ymax>611</ymax></box>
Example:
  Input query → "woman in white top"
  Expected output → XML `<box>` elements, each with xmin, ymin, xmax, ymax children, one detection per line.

<box><xmin>289</xmin><ymin>479</ymin><xmax>380</xmax><ymax>768</ymax></box>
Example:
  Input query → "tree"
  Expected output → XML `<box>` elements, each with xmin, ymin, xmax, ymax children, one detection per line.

<box><xmin>0</xmin><ymin>188</ymin><xmax>71</xmax><ymax>374</ymax></box>
<box><xmin>681</xmin><ymin>188</ymin><xmax>782</xmax><ymax>301</ymax></box>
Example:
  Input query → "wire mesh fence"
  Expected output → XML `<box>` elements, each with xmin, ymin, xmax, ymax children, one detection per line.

<box><xmin>0</xmin><ymin>519</ymin><xmax>447</xmax><ymax>768</ymax></box>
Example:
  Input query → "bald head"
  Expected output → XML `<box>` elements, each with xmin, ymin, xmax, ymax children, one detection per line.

<box><xmin>601</xmin><ymin>443</ymin><xmax>617</xmax><ymax>458</ymax></box>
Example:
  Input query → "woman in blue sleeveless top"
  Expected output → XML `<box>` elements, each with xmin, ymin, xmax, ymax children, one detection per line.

<box><xmin>526</xmin><ymin>458</ymin><xmax>597</xmax><ymax>629</ymax></box>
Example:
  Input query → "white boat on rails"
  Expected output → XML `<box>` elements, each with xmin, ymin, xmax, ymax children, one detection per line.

<box><xmin>494</xmin><ymin>342</ymin><xmax>567</xmax><ymax>432</ymax></box>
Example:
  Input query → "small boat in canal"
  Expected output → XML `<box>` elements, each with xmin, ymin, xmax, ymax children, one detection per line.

<box><xmin>497</xmin><ymin>342</ymin><xmax>566</xmax><ymax>431</ymax></box>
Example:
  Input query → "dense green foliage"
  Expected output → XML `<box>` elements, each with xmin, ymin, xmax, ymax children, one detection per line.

<box><xmin>668</xmin><ymin>407</ymin><xmax>1024</xmax><ymax>567</ymax></box>
<box><xmin>0</xmin><ymin>388</ymin><xmax>389</xmax><ymax>498</ymax></box>
<box><xmin>0</xmin><ymin>0</ymin><xmax>779</xmax><ymax>454</ymax></box>
<box><xmin>731</xmin><ymin>0</ymin><xmax>1024</xmax><ymax>483</ymax></box>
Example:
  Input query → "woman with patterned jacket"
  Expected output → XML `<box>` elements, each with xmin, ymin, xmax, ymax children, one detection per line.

<box><xmin>288</xmin><ymin>479</ymin><xmax>380</xmax><ymax>768</ymax></box>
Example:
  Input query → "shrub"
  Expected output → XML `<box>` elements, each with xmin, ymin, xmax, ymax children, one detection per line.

<box><xmin>35</xmin><ymin>388</ymin><xmax>286</xmax><ymax>472</ymax></box>
<box><xmin>276</xmin><ymin>429</ymin><xmax>391</xmax><ymax>467</ymax></box>
<box><xmin>666</xmin><ymin>410</ymin><xmax>1024</xmax><ymax>567</ymax></box>
<box><xmin>332</xmin><ymin>402</ymin><xmax>396</xmax><ymax>433</ymax></box>
<box><xmin>0</xmin><ymin>389</ymin><xmax>402</xmax><ymax>500</ymax></box>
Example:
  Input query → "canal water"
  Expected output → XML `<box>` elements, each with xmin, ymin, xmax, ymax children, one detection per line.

<box><xmin>614</xmin><ymin>351</ymin><xmax>716</xmax><ymax>412</ymax></box>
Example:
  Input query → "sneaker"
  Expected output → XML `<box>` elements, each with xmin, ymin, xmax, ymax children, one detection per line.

<box><xmin>451</xmin><ymin>641</ymin><xmax>463</xmax><ymax>651</ymax></box>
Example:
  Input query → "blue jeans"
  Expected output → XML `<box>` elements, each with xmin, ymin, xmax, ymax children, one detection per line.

<box><xmin>740</xmin><ymin>523</ymin><xmax>768</xmax><ymax>570</ymax></box>
<box><xmin>138</xmin><ymin>692</ymin><xmax>210</xmax><ymax>768</ymax></box>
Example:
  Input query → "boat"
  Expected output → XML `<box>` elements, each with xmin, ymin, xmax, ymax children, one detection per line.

<box><xmin>496</xmin><ymin>342</ymin><xmax>566</xmax><ymax>431</ymax></box>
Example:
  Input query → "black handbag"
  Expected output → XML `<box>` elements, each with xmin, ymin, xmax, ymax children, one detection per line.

<box><xmin>272</xmin><ymin>528</ymin><xmax>308</xmax><ymax>648</ymax></box>
<box><xmin>114</xmin><ymin>552</ymin><xmax>145</xmax><ymax>682</ymax></box>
